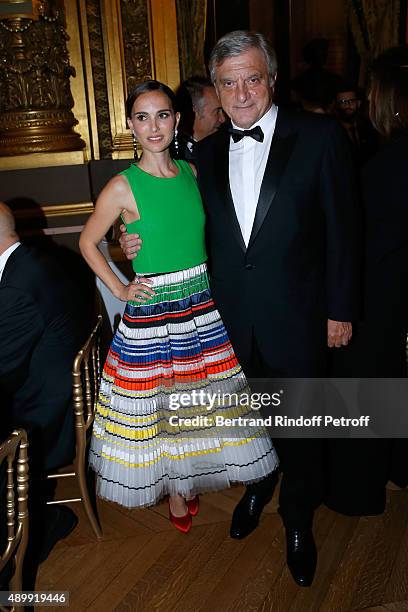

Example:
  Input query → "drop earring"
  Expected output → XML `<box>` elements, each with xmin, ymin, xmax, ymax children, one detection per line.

<box><xmin>132</xmin><ymin>132</ymin><xmax>138</xmax><ymax>160</ymax></box>
<box><xmin>174</xmin><ymin>128</ymin><xmax>179</xmax><ymax>157</ymax></box>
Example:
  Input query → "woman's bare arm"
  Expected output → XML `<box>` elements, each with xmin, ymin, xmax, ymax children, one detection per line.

<box><xmin>79</xmin><ymin>175</ymin><xmax>154</xmax><ymax>302</ymax></box>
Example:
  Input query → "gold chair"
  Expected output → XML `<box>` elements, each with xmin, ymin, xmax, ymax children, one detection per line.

<box><xmin>47</xmin><ymin>315</ymin><xmax>103</xmax><ymax>540</ymax></box>
<box><xmin>0</xmin><ymin>429</ymin><xmax>29</xmax><ymax>612</ymax></box>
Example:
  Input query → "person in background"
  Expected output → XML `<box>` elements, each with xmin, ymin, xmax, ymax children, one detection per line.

<box><xmin>172</xmin><ymin>75</ymin><xmax>226</xmax><ymax>160</ymax></box>
<box><xmin>79</xmin><ymin>80</ymin><xmax>278</xmax><ymax>535</ymax></box>
<box><xmin>0</xmin><ymin>202</ymin><xmax>82</xmax><ymax>586</ymax></box>
<box><xmin>328</xmin><ymin>46</ymin><xmax>408</xmax><ymax>514</ymax></box>
<box><xmin>335</xmin><ymin>82</ymin><xmax>378</xmax><ymax>165</ymax></box>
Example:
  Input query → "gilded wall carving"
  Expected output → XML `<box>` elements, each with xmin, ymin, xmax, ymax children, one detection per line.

<box><xmin>0</xmin><ymin>0</ymin><xmax>85</xmax><ymax>155</ymax></box>
<box><xmin>85</xmin><ymin>0</ymin><xmax>112</xmax><ymax>159</ymax></box>
<box><xmin>120</xmin><ymin>0</ymin><xmax>152</xmax><ymax>91</ymax></box>
<box><xmin>0</xmin><ymin>0</ymin><xmax>179</xmax><ymax>164</ymax></box>
<box><xmin>85</xmin><ymin>0</ymin><xmax>152</xmax><ymax>159</ymax></box>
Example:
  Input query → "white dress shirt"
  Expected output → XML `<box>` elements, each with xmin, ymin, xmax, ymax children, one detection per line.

<box><xmin>0</xmin><ymin>241</ymin><xmax>21</xmax><ymax>282</ymax></box>
<box><xmin>229</xmin><ymin>104</ymin><xmax>278</xmax><ymax>246</ymax></box>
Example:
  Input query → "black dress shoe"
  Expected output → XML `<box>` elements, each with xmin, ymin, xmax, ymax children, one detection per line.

<box><xmin>230</xmin><ymin>472</ymin><xmax>278</xmax><ymax>540</ymax></box>
<box><xmin>285</xmin><ymin>527</ymin><xmax>317</xmax><ymax>587</ymax></box>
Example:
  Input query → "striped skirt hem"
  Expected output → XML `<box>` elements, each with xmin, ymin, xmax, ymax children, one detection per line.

<box><xmin>90</xmin><ymin>263</ymin><xmax>278</xmax><ymax>508</ymax></box>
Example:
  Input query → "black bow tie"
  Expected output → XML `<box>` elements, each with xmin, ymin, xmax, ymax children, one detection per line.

<box><xmin>229</xmin><ymin>125</ymin><xmax>264</xmax><ymax>143</ymax></box>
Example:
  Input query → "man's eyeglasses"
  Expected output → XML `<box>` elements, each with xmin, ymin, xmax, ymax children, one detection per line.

<box><xmin>337</xmin><ymin>98</ymin><xmax>358</xmax><ymax>106</ymax></box>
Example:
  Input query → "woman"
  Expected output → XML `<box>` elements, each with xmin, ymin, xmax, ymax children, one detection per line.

<box><xmin>327</xmin><ymin>46</ymin><xmax>408</xmax><ymax>515</ymax></box>
<box><xmin>80</xmin><ymin>80</ymin><xmax>278</xmax><ymax>533</ymax></box>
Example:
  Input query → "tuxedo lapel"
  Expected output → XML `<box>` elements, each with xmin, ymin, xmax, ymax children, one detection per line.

<box><xmin>247</xmin><ymin>109</ymin><xmax>297</xmax><ymax>250</ymax></box>
<box><xmin>214</xmin><ymin>131</ymin><xmax>247</xmax><ymax>253</ymax></box>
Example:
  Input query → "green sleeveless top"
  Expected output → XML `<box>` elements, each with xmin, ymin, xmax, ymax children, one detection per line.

<box><xmin>120</xmin><ymin>159</ymin><xmax>207</xmax><ymax>274</ymax></box>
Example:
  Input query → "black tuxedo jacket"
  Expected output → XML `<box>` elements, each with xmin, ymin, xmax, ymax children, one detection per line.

<box><xmin>0</xmin><ymin>244</ymin><xmax>84</xmax><ymax>471</ymax></box>
<box><xmin>195</xmin><ymin>108</ymin><xmax>360</xmax><ymax>375</ymax></box>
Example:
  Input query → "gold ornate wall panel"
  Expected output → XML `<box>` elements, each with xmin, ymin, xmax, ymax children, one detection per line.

<box><xmin>101</xmin><ymin>0</ymin><xmax>179</xmax><ymax>159</ymax></box>
<box><xmin>101</xmin><ymin>0</ymin><xmax>153</xmax><ymax>158</ymax></box>
<box><xmin>0</xmin><ymin>0</ymin><xmax>180</xmax><ymax>165</ymax></box>
<box><xmin>149</xmin><ymin>0</ymin><xmax>179</xmax><ymax>89</ymax></box>
<box><xmin>85</xmin><ymin>0</ymin><xmax>111</xmax><ymax>159</ymax></box>
<box><xmin>65</xmin><ymin>0</ymin><xmax>96</xmax><ymax>161</ymax></box>
<box><xmin>120</xmin><ymin>0</ymin><xmax>152</xmax><ymax>91</ymax></box>
<box><xmin>101</xmin><ymin>0</ymin><xmax>134</xmax><ymax>158</ymax></box>
<box><xmin>0</xmin><ymin>0</ymin><xmax>86</xmax><ymax>160</ymax></box>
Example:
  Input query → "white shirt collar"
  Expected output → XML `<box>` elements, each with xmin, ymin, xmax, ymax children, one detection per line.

<box><xmin>0</xmin><ymin>241</ymin><xmax>21</xmax><ymax>282</ymax></box>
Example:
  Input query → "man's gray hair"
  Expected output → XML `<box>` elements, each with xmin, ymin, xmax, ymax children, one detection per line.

<box><xmin>209</xmin><ymin>30</ymin><xmax>278</xmax><ymax>83</ymax></box>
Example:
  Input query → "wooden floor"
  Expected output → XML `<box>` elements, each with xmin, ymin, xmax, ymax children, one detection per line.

<box><xmin>36</xmin><ymin>479</ymin><xmax>408</xmax><ymax>612</ymax></box>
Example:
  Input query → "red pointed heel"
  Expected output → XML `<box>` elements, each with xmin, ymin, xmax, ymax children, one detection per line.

<box><xmin>186</xmin><ymin>495</ymin><xmax>200</xmax><ymax>517</ymax></box>
<box><xmin>168</xmin><ymin>499</ymin><xmax>192</xmax><ymax>533</ymax></box>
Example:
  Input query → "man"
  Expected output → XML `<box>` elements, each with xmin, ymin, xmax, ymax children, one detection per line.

<box><xmin>174</xmin><ymin>75</ymin><xmax>226</xmax><ymax>160</ymax></box>
<box><xmin>120</xmin><ymin>31</ymin><xmax>359</xmax><ymax>587</ymax></box>
<box><xmin>0</xmin><ymin>202</ymin><xmax>83</xmax><ymax>583</ymax></box>
<box><xmin>335</xmin><ymin>83</ymin><xmax>378</xmax><ymax>165</ymax></box>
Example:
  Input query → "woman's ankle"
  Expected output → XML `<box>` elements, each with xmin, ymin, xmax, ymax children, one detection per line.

<box><xmin>168</xmin><ymin>494</ymin><xmax>188</xmax><ymax>515</ymax></box>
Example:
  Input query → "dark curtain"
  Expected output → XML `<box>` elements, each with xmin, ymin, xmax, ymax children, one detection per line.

<box><xmin>347</xmin><ymin>0</ymin><xmax>401</xmax><ymax>84</ymax></box>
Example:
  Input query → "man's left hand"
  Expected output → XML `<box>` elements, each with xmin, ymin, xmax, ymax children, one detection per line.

<box><xmin>327</xmin><ymin>319</ymin><xmax>352</xmax><ymax>348</ymax></box>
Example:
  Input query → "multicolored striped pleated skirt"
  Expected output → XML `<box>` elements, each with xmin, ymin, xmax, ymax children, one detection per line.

<box><xmin>90</xmin><ymin>263</ymin><xmax>278</xmax><ymax>508</ymax></box>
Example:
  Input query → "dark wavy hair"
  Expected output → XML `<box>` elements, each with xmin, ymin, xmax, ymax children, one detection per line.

<box><xmin>369</xmin><ymin>46</ymin><xmax>408</xmax><ymax>137</ymax></box>
<box><xmin>125</xmin><ymin>80</ymin><xmax>177</xmax><ymax>119</ymax></box>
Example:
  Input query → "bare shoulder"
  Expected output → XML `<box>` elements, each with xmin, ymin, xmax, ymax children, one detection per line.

<box><xmin>103</xmin><ymin>171</ymin><xmax>139</xmax><ymax>220</ymax></box>
<box><xmin>103</xmin><ymin>174</ymin><xmax>132</xmax><ymax>197</ymax></box>
<box><xmin>187</xmin><ymin>161</ymin><xmax>197</xmax><ymax>177</ymax></box>
<box><xmin>99</xmin><ymin>174</ymin><xmax>133</xmax><ymax>205</ymax></box>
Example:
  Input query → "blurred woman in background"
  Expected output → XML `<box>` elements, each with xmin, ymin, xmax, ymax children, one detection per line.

<box><xmin>328</xmin><ymin>46</ymin><xmax>408</xmax><ymax>515</ymax></box>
